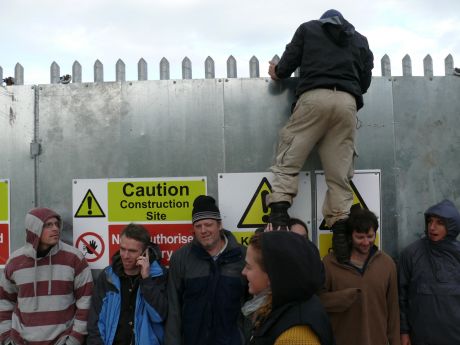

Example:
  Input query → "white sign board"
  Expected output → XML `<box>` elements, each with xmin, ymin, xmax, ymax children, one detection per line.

<box><xmin>316</xmin><ymin>170</ymin><xmax>381</xmax><ymax>257</ymax></box>
<box><xmin>218</xmin><ymin>172</ymin><xmax>312</xmax><ymax>245</ymax></box>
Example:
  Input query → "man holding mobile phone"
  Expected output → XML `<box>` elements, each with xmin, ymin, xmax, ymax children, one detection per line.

<box><xmin>88</xmin><ymin>223</ymin><xmax>167</xmax><ymax>345</ymax></box>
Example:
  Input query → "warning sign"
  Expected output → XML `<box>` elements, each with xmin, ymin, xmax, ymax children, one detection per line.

<box><xmin>0</xmin><ymin>181</ymin><xmax>8</xmax><ymax>221</ymax></box>
<box><xmin>108</xmin><ymin>180</ymin><xmax>205</xmax><ymax>222</ymax></box>
<box><xmin>318</xmin><ymin>180</ymin><xmax>369</xmax><ymax>230</ymax></box>
<box><xmin>109</xmin><ymin>224</ymin><xmax>193</xmax><ymax>266</ymax></box>
<box><xmin>316</xmin><ymin>170</ymin><xmax>381</xmax><ymax>258</ymax></box>
<box><xmin>238</xmin><ymin>177</ymin><xmax>272</xmax><ymax>228</ymax></box>
<box><xmin>76</xmin><ymin>232</ymin><xmax>105</xmax><ymax>263</ymax></box>
<box><xmin>74</xmin><ymin>189</ymin><xmax>106</xmax><ymax>218</ymax></box>
<box><xmin>73</xmin><ymin>177</ymin><xmax>206</xmax><ymax>269</ymax></box>
<box><xmin>218</xmin><ymin>172</ymin><xmax>312</xmax><ymax>243</ymax></box>
<box><xmin>0</xmin><ymin>179</ymin><xmax>10</xmax><ymax>267</ymax></box>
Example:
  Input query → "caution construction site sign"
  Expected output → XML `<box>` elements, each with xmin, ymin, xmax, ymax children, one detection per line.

<box><xmin>73</xmin><ymin>177</ymin><xmax>206</xmax><ymax>268</ymax></box>
<box><xmin>0</xmin><ymin>180</ymin><xmax>10</xmax><ymax>267</ymax></box>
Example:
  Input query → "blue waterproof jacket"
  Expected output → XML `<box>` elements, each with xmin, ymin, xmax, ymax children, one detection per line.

<box><xmin>87</xmin><ymin>249</ymin><xmax>167</xmax><ymax>345</ymax></box>
<box><xmin>399</xmin><ymin>199</ymin><xmax>460</xmax><ymax>345</ymax></box>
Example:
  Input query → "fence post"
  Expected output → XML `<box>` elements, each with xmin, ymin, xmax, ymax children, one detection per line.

<box><xmin>72</xmin><ymin>61</ymin><xmax>82</xmax><ymax>83</ymax></box>
<box><xmin>423</xmin><ymin>54</ymin><xmax>433</xmax><ymax>78</ymax></box>
<box><xmin>15</xmin><ymin>63</ymin><xmax>24</xmax><ymax>85</ymax></box>
<box><xmin>227</xmin><ymin>55</ymin><xmax>237</xmax><ymax>78</ymax></box>
<box><xmin>138</xmin><ymin>58</ymin><xmax>148</xmax><ymax>81</ymax></box>
<box><xmin>270</xmin><ymin>55</ymin><xmax>280</xmax><ymax>64</ymax></box>
<box><xmin>381</xmin><ymin>54</ymin><xmax>391</xmax><ymax>77</ymax></box>
<box><xmin>445</xmin><ymin>54</ymin><xmax>454</xmax><ymax>76</ymax></box>
<box><xmin>205</xmin><ymin>56</ymin><xmax>215</xmax><ymax>79</ymax></box>
<box><xmin>182</xmin><ymin>57</ymin><xmax>192</xmax><ymax>79</ymax></box>
<box><xmin>160</xmin><ymin>58</ymin><xmax>169</xmax><ymax>80</ymax></box>
<box><xmin>402</xmin><ymin>54</ymin><xmax>412</xmax><ymax>76</ymax></box>
<box><xmin>116</xmin><ymin>59</ymin><xmax>126</xmax><ymax>82</ymax></box>
<box><xmin>50</xmin><ymin>61</ymin><xmax>60</xmax><ymax>84</ymax></box>
<box><xmin>94</xmin><ymin>60</ymin><xmax>104</xmax><ymax>82</ymax></box>
<box><xmin>249</xmin><ymin>56</ymin><xmax>259</xmax><ymax>78</ymax></box>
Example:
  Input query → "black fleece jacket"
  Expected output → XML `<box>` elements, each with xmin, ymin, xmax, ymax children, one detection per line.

<box><xmin>275</xmin><ymin>14</ymin><xmax>373</xmax><ymax>110</ymax></box>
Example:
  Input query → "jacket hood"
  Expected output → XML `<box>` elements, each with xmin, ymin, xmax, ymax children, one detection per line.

<box><xmin>318</xmin><ymin>9</ymin><xmax>355</xmax><ymax>46</ymax></box>
<box><xmin>261</xmin><ymin>232</ymin><xmax>323</xmax><ymax>309</ymax></box>
<box><xmin>425</xmin><ymin>199</ymin><xmax>460</xmax><ymax>240</ymax></box>
<box><xmin>25</xmin><ymin>207</ymin><xmax>61</xmax><ymax>252</ymax></box>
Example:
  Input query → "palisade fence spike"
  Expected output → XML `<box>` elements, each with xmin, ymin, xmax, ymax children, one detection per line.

<box><xmin>116</xmin><ymin>59</ymin><xmax>126</xmax><ymax>82</ymax></box>
<box><xmin>423</xmin><ymin>55</ymin><xmax>433</xmax><ymax>78</ymax></box>
<box><xmin>249</xmin><ymin>56</ymin><xmax>260</xmax><ymax>78</ymax></box>
<box><xmin>205</xmin><ymin>56</ymin><xmax>215</xmax><ymax>79</ymax></box>
<box><xmin>50</xmin><ymin>61</ymin><xmax>60</xmax><ymax>84</ymax></box>
<box><xmin>94</xmin><ymin>59</ymin><xmax>104</xmax><ymax>82</ymax></box>
<box><xmin>271</xmin><ymin>55</ymin><xmax>280</xmax><ymax>64</ymax></box>
<box><xmin>381</xmin><ymin>54</ymin><xmax>391</xmax><ymax>77</ymax></box>
<box><xmin>182</xmin><ymin>57</ymin><xmax>192</xmax><ymax>80</ymax></box>
<box><xmin>227</xmin><ymin>55</ymin><xmax>237</xmax><ymax>78</ymax></box>
<box><xmin>159</xmin><ymin>58</ymin><xmax>170</xmax><ymax>80</ymax></box>
<box><xmin>444</xmin><ymin>54</ymin><xmax>454</xmax><ymax>76</ymax></box>
<box><xmin>15</xmin><ymin>63</ymin><xmax>24</xmax><ymax>85</ymax></box>
<box><xmin>72</xmin><ymin>61</ymin><xmax>82</xmax><ymax>83</ymax></box>
<box><xmin>138</xmin><ymin>58</ymin><xmax>148</xmax><ymax>81</ymax></box>
<box><xmin>402</xmin><ymin>54</ymin><xmax>412</xmax><ymax>77</ymax></box>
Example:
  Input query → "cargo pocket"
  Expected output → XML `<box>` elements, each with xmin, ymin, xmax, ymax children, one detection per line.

<box><xmin>347</xmin><ymin>146</ymin><xmax>358</xmax><ymax>180</ymax></box>
<box><xmin>274</xmin><ymin>128</ymin><xmax>296</xmax><ymax>167</ymax></box>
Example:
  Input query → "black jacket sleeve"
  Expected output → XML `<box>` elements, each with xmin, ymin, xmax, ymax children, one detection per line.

<box><xmin>140</xmin><ymin>266</ymin><xmax>168</xmax><ymax>320</ymax></box>
<box><xmin>359</xmin><ymin>36</ymin><xmax>374</xmax><ymax>94</ymax></box>
<box><xmin>86</xmin><ymin>271</ymin><xmax>107</xmax><ymax>345</ymax></box>
<box><xmin>275</xmin><ymin>24</ymin><xmax>305</xmax><ymax>79</ymax></box>
<box><xmin>398</xmin><ymin>250</ymin><xmax>412</xmax><ymax>334</ymax></box>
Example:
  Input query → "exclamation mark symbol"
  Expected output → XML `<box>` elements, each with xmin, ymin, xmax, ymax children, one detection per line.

<box><xmin>261</xmin><ymin>190</ymin><xmax>269</xmax><ymax>223</ymax></box>
<box><xmin>87</xmin><ymin>196</ymin><xmax>93</xmax><ymax>215</ymax></box>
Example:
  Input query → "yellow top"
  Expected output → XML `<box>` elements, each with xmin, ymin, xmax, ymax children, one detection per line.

<box><xmin>274</xmin><ymin>325</ymin><xmax>321</xmax><ymax>345</ymax></box>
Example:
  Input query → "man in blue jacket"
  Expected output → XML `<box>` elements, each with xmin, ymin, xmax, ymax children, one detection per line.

<box><xmin>399</xmin><ymin>199</ymin><xmax>460</xmax><ymax>345</ymax></box>
<box><xmin>88</xmin><ymin>223</ymin><xmax>167</xmax><ymax>345</ymax></box>
<box><xmin>266</xmin><ymin>9</ymin><xmax>374</xmax><ymax>263</ymax></box>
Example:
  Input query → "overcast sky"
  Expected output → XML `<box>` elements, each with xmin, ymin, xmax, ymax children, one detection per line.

<box><xmin>2</xmin><ymin>0</ymin><xmax>459</xmax><ymax>84</ymax></box>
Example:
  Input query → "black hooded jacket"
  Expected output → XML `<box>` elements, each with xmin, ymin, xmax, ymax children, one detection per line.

<box><xmin>275</xmin><ymin>12</ymin><xmax>373</xmax><ymax>110</ymax></box>
<box><xmin>399</xmin><ymin>199</ymin><xmax>460</xmax><ymax>345</ymax></box>
<box><xmin>250</xmin><ymin>232</ymin><xmax>334</xmax><ymax>345</ymax></box>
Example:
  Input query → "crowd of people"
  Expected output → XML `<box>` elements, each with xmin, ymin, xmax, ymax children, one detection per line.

<box><xmin>0</xmin><ymin>8</ymin><xmax>459</xmax><ymax>345</ymax></box>
<box><xmin>0</xmin><ymin>196</ymin><xmax>459</xmax><ymax>345</ymax></box>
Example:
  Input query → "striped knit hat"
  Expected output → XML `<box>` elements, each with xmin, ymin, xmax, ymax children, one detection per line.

<box><xmin>192</xmin><ymin>195</ymin><xmax>221</xmax><ymax>224</ymax></box>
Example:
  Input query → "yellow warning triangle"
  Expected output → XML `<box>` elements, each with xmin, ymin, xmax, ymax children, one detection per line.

<box><xmin>238</xmin><ymin>177</ymin><xmax>272</xmax><ymax>228</ymax></box>
<box><xmin>74</xmin><ymin>189</ymin><xmax>106</xmax><ymax>218</ymax></box>
<box><xmin>319</xmin><ymin>180</ymin><xmax>368</xmax><ymax>230</ymax></box>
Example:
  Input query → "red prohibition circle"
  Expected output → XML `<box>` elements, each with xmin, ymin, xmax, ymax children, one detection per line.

<box><xmin>76</xmin><ymin>232</ymin><xmax>105</xmax><ymax>262</ymax></box>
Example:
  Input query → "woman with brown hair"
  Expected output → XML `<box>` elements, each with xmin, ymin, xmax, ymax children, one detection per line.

<box><xmin>242</xmin><ymin>231</ymin><xmax>334</xmax><ymax>345</ymax></box>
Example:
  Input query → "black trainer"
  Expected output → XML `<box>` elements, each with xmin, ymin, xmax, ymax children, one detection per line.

<box><xmin>331</xmin><ymin>218</ymin><xmax>349</xmax><ymax>263</ymax></box>
<box><xmin>268</xmin><ymin>201</ymin><xmax>291</xmax><ymax>230</ymax></box>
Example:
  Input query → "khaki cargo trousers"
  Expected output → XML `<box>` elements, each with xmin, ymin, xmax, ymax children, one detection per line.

<box><xmin>268</xmin><ymin>88</ymin><xmax>357</xmax><ymax>227</ymax></box>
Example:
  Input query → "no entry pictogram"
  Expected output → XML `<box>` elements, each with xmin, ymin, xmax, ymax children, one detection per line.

<box><xmin>76</xmin><ymin>232</ymin><xmax>105</xmax><ymax>263</ymax></box>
